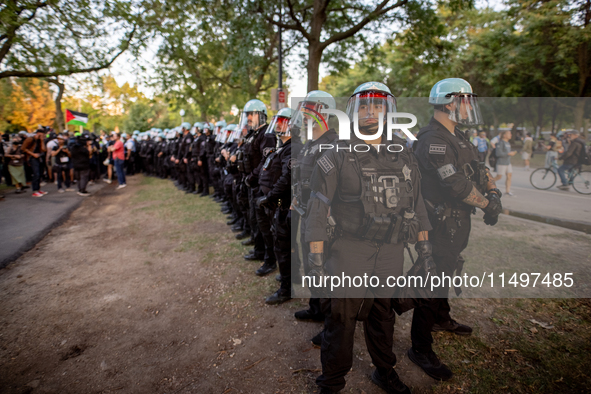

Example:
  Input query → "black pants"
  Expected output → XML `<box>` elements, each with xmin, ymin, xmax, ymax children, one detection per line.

<box><xmin>273</xmin><ymin>207</ymin><xmax>291</xmax><ymax>289</ymax></box>
<box><xmin>316</xmin><ymin>235</ymin><xmax>404</xmax><ymax>392</ymax></box>
<box><xmin>411</xmin><ymin>214</ymin><xmax>471</xmax><ymax>353</ymax></box>
<box><xmin>178</xmin><ymin>162</ymin><xmax>187</xmax><ymax>188</ymax></box>
<box><xmin>256</xmin><ymin>201</ymin><xmax>276</xmax><ymax>264</ymax></box>
<box><xmin>53</xmin><ymin>164</ymin><xmax>71</xmax><ymax>189</ymax></box>
<box><xmin>186</xmin><ymin>163</ymin><xmax>196</xmax><ymax>192</ymax></box>
<box><xmin>199</xmin><ymin>161</ymin><xmax>209</xmax><ymax>193</ymax></box>
<box><xmin>30</xmin><ymin>157</ymin><xmax>41</xmax><ymax>192</ymax></box>
<box><xmin>318</xmin><ymin>298</ymin><xmax>397</xmax><ymax>392</ymax></box>
<box><xmin>75</xmin><ymin>169</ymin><xmax>90</xmax><ymax>192</ymax></box>
<box><xmin>248</xmin><ymin>186</ymin><xmax>264</xmax><ymax>252</ymax></box>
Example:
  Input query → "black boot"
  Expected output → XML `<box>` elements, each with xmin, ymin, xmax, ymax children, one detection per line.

<box><xmin>244</xmin><ymin>253</ymin><xmax>264</xmax><ymax>261</ymax></box>
<box><xmin>235</xmin><ymin>231</ymin><xmax>250</xmax><ymax>240</ymax></box>
<box><xmin>241</xmin><ymin>238</ymin><xmax>255</xmax><ymax>246</ymax></box>
<box><xmin>407</xmin><ymin>348</ymin><xmax>453</xmax><ymax>381</ymax></box>
<box><xmin>265</xmin><ymin>288</ymin><xmax>291</xmax><ymax>305</ymax></box>
<box><xmin>371</xmin><ymin>368</ymin><xmax>411</xmax><ymax>394</ymax></box>
<box><xmin>432</xmin><ymin>319</ymin><xmax>472</xmax><ymax>336</ymax></box>
<box><xmin>231</xmin><ymin>225</ymin><xmax>243</xmax><ymax>233</ymax></box>
<box><xmin>294</xmin><ymin>309</ymin><xmax>325</xmax><ymax>322</ymax></box>
<box><xmin>255</xmin><ymin>262</ymin><xmax>277</xmax><ymax>276</ymax></box>
<box><xmin>227</xmin><ymin>217</ymin><xmax>239</xmax><ymax>225</ymax></box>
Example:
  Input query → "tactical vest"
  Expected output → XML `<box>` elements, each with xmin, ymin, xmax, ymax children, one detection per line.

<box><xmin>259</xmin><ymin>147</ymin><xmax>280</xmax><ymax>193</ymax></box>
<box><xmin>330</xmin><ymin>141</ymin><xmax>418</xmax><ymax>244</ymax></box>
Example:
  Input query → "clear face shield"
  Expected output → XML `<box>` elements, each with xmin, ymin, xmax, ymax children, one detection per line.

<box><xmin>445</xmin><ymin>93</ymin><xmax>483</xmax><ymax>126</ymax></box>
<box><xmin>290</xmin><ymin>101</ymin><xmax>329</xmax><ymax>142</ymax></box>
<box><xmin>345</xmin><ymin>92</ymin><xmax>396</xmax><ymax>136</ymax></box>
<box><xmin>266</xmin><ymin>115</ymin><xmax>291</xmax><ymax>138</ymax></box>
<box><xmin>238</xmin><ymin>111</ymin><xmax>265</xmax><ymax>133</ymax></box>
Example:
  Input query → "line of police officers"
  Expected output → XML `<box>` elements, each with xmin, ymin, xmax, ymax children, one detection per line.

<box><xmin>136</xmin><ymin>78</ymin><xmax>502</xmax><ymax>394</ymax></box>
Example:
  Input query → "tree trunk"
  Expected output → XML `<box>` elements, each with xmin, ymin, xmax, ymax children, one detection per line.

<box><xmin>307</xmin><ymin>44</ymin><xmax>322</xmax><ymax>92</ymax></box>
<box><xmin>573</xmin><ymin>97</ymin><xmax>586</xmax><ymax>138</ymax></box>
<box><xmin>48</xmin><ymin>77</ymin><xmax>65</xmax><ymax>132</ymax></box>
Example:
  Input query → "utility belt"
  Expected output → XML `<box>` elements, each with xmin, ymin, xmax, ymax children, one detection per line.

<box><xmin>334</xmin><ymin>205</ymin><xmax>419</xmax><ymax>245</ymax></box>
<box><xmin>424</xmin><ymin>199</ymin><xmax>473</xmax><ymax>222</ymax></box>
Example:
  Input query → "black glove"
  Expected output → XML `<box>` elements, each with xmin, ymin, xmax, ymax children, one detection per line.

<box><xmin>482</xmin><ymin>192</ymin><xmax>502</xmax><ymax>226</ymax></box>
<box><xmin>256</xmin><ymin>195</ymin><xmax>271</xmax><ymax>208</ymax></box>
<box><xmin>483</xmin><ymin>212</ymin><xmax>498</xmax><ymax>226</ymax></box>
<box><xmin>307</xmin><ymin>252</ymin><xmax>328</xmax><ymax>297</ymax></box>
<box><xmin>415</xmin><ymin>240</ymin><xmax>437</xmax><ymax>276</ymax></box>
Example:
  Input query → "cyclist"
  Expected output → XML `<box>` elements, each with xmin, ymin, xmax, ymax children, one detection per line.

<box><xmin>557</xmin><ymin>130</ymin><xmax>585</xmax><ymax>191</ymax></box>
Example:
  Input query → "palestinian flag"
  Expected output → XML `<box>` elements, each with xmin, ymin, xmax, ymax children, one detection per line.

<box><xmin>66</xmin><ymin>109</ymin><xmax>88</xmax><ymax>126</ymax></box>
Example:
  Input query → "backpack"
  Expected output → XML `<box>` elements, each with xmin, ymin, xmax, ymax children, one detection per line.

<box><xmin>579</xmin><ymin>141</ymin><xmax>591</xmax><ymax>166</ymax></box>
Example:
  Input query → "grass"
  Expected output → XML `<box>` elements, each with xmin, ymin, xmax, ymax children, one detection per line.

<box><xmin>128</xmin><ymin>175</ymin><xmax>591</xmax><ymax>394</ymax></box>
<box><xmin>435</xmin><ymin>299</ymin><xmax>591</xmax><ymax>394</ymax></box>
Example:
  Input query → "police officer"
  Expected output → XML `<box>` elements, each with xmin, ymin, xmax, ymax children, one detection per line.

<box><xmin>238</xmin><ymin>100</ymin><xmax>275</xmax><ymax>263</ymax></box>
<box><xmin>198</xmin><ymin>122</ymin><xmax>216</xmax><ymax>197</ymax></box>
<box><xmin>410</xmin><ymin>78</ymin><xmax>503</xmax><ymax>381</ymax></box>
<box><xmin>173</xmin><ymin>123</ymin><xmax>193</xmax><ymax>192</ymax></box>
<box><xmin>256</xmin><ymin>108</ymin><xmax>298</xmax><ymax>303</ymax></box>
<box><xmin>291</xmin><ymin>91</ymin><xmax>339</xmax><ymax>325</ymax></box>
<box><xmin>305</xmin><ymin>82</ymin><xmax>432</xmax><ymax>394</ymax></box>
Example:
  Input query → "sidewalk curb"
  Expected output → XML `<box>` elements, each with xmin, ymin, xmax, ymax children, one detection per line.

<box><xmin>0</xmin><ymin>199</ymin><xmax>83</xmax><ymax>269</ymax></box>
<box><xmin>0</xmin><ymin>183</ymin><xmax>109</xmax><ymax>269</ymax></box>
<box><xmin>503</xmin><ymin>209</ymin><xmax>591</xmax><ymax>234</ymax></box>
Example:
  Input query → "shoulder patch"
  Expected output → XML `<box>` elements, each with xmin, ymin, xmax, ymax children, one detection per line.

<box><xmin>437</xmin><ymin>163</ymin><xmax>457</xmax><ymax>180</ymax></box>
<box><xmin>317</xmin><ymin>155</ymin><xmax>335</xmax><ymax>175</ymax></box>
<box><xmin>429</xmin><ymin>144</ymin><xmax>447</xmax><ymax>155</ymax></box>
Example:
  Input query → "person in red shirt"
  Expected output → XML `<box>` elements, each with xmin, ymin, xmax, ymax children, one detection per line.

<box><xmin>108</xmin><ymin>133</ymin><xmax>126</xmax><ymax>189</ymax></box>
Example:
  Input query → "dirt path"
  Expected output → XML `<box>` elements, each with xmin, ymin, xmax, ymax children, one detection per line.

<box><xmin>1</xmin><ymin>175</ymin><xmax>590</xmax><ymax>394</ymax></box>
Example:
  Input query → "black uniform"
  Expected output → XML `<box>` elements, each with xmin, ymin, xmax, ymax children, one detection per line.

<box><xmin>305</xmin><ymin>135</ymin><xmax>431</xmax><ymax>392</ymax></box>
<box><xmin>176</xmin><ymin>132</ymin><xmax>193</xmax><ymax>189</ymax></box>
<box><xmin>244</xmin><ymin>124</ymin><xmax>276</xmax><ymax>259</ymax></box>
<box><xmin>293</xmin><ymin>129</ymin><xmax>339</xmax><ymax>316</ymax></box>
<box><xmin>411</xmin><ymin>117</ymin><xmax>482</xmax><ymax>353</ymax></box>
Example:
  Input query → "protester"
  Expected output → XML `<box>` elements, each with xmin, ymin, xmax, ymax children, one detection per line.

<box><xmin>472</xmin><ymin>131</ymin><xmax>489</xmax><ymax>163</ymax></box>
<box><xmin>557</xmin><ymin>130</ymin><xmax>586</xmax><ymax>191</ymax></box>
<box><xmin>5</xmin><ymin>139</ymin><xmax>26</xmax><ymax>193</ymax></box>
<box><xmin>544</xmin><ymin>134</ymin><xmax>561</xmax><ymax>168</ymax></box>
<box><xmin>21</xmin><ymin>128</ymin><xmax>48</xmax><ymax>197</ymax></box>
<box><xmin>495</xmin><ymin>130</ymin><xmax>517</xmax><ymax>196</ymax></box>
<box><xmin>521</xmin><ymin>132</ymin><xmax>533</xmax><ymax>170</ymax></box>
<box><xmin>71</xmin><ymin>134</ymin><xmax>92</xmax><ymax>196</ymax></box>
<box><xmin>51</xmin><ymin>136</ymin><xmax>73</xmax><ymax>193</ymax></box>
<box><xmin>108</xmin><ymin>132</ymin><xmax>126</xmax><ymax>189</ymax></box>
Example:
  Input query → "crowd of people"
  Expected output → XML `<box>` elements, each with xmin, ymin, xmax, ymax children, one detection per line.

<box><xmin>469</xmin><ymin>127</ymin><xmax>588</xmax><ymax>194</ymax></box>
<box><xmin>0</xmin><ymin>128</ymin><xmax>135</xmax><ymax>198</ymax></box>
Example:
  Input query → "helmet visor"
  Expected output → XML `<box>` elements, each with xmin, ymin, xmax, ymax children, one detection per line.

<box><xmin>266</xmin><ymin>116</ymin><xmax>291</xmax><ymax>137</ymax></box>
<box><xmin>447</xmin><ymin>94</ymin><xmax>483</xmax><ymax>126</ymax></box>
<box><xmin>238</xmin><ymin>111</ymin><xmax>265</xmax><ymax>132</ymax></box>
<box><xmin>289</xmin><ymin>101</ymin><xmax>329</xmax><ymax>140</ymax></box>
<box><xmin>345</xmin><ymin>92</ymin><xmax>396</xmax><ymax>125</ymax></box>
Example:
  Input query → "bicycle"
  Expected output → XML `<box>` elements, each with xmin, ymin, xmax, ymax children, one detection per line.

<box><xmin>530</xmin><ymin>160</ymin><xmax>591</xmax><ymax>195</ymax></box>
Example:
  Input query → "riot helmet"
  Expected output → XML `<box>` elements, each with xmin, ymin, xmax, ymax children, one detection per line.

<box><xmin>346</xmin><ymin>82</ymin><xmax>396</xmax><ymax>137</ymax></box>
<box><xmin>429</xmin><ymin>78</ymin><xmax>483</xmax><ymax>126</ymax></box>
<box><xmin>266</xmin><ymin>107</ymin><xmax>293</xmax><ymax>138</ymax></box>
<box><xmin>290</xmin><ymin>90</ymin><xmax>335</xmax><ymax>141</ymax></box>
<box><xmin>237</xmin><ymin>99</ymin><xmax>267</xmax><ymax>133</ymax></box>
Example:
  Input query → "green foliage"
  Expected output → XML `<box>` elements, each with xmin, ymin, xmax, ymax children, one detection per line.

<box><xmin>0</xmin><ymin>0</ymin><xmax>146</xmax><ymax>79</ymax></box>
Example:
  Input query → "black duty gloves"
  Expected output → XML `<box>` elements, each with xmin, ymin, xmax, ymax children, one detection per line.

<box><xmin>482</xmin><ymin>192</ymin><xmax>502</xmax><ymax>226</ymax></box>
<box><xmin>415</xmin><ymin>240</ymin><xmax>437</xmax><ymax>276</ymax></box>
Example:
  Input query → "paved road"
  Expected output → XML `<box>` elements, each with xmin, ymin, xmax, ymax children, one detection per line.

<box><xmin>0</xmin><ymin>181</ymin><xmax>105</xmax><ymax>268</ymax></box>
<box><xmin>494</xmin><ymin>166</ymin><xmax>591</xmax><ymax>225</ymax></box>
